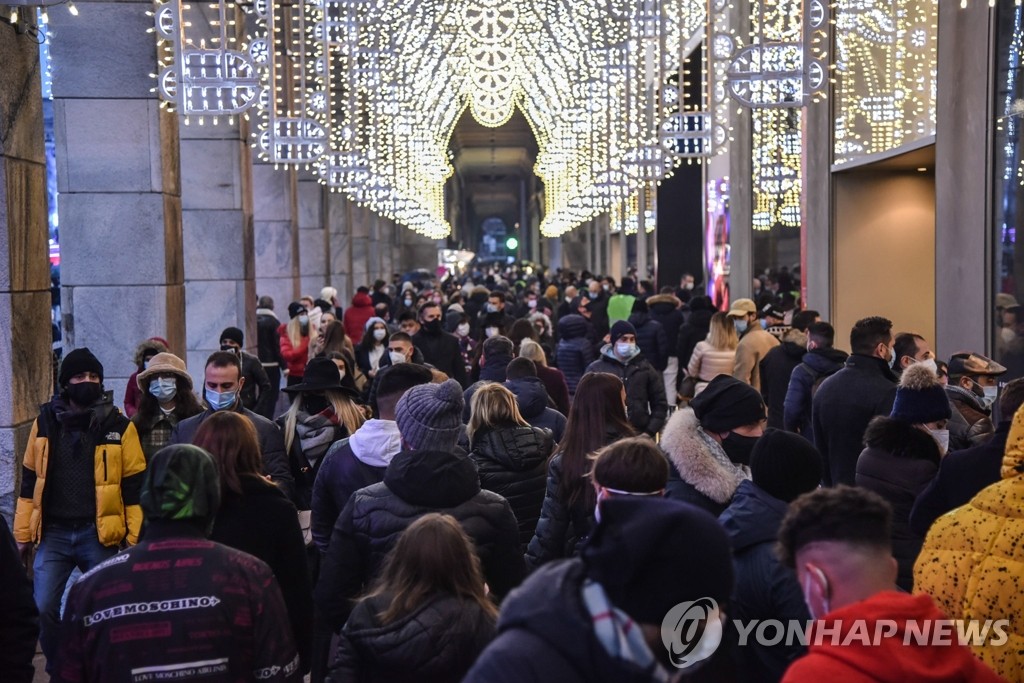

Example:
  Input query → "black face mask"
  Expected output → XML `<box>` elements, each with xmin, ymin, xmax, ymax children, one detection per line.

<box><xmin>722</xmin><ymin>432</ymin><xmax>760</xmax><ymax>466</ymax></box>
<box><xmin>65</xmin><ymin>381</ymin><xmax>104</xmax><ymax>408</ymax></box>
<box><xmin>303</xmin><ymin>394</ymin><xmax>330</xmax><ymax>415</ymax></box>
<box><xmin>423</xmin><ymin>319</ymin><xmax>442</xmax><ymax>334</ymax></box>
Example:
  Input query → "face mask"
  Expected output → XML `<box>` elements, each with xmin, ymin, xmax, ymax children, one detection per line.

<box><xmin>66</xmin><ymin>381</ymin><xmax>103</xmax><ymax>407</ymax></box>
<box><xmin>760</xmin><ymin>319</ymin><xmax>768</xmax><ymax>330</ymax></box>
<box><xmin>527</xmin><ymin>299</ymin><xmax>537</xmax><ymax>309</ymax></box>
<box><xmin>142</xmin><ymin>359</ymin><xmax>151</xmax><ymax>370</ymax></box>
<box><xmin>486</xmin><ymin>303</ymin><xmax>498</xmax><ymax>313</ymax></box>
<box><xmin>205</xmin><ymin>387</ymin><xmax>237</xmax><ymax>411</ymax></box>
<box><xmin>404</xmin><ymin>298</ymin><xmax>413</xmax><ymax>307</ymax></box>
<box><xmin>684</xmin><ymin>282</ymin><xmax>694</xmax><ymax>291</ymax></box>
<box><xmin>615</xmin><ymin>342</ymin><xmax>638</xmax><ymax>359</ymax></box>
<box><xmin>456</xmin><ymin>323</ymin><xmax>471</xmax><ymax>337</ymax></box>
<box><xmin>887</xmin><ymin>345</ymin><xmax>897</xmax><ymax>369</ymax></box>
<box><xmin>929</xmin><ymin>428</ymin><xmax>950</xmax><ymax>456</ymax></box>
<box><xmin>734</xmin><ymin>319</ymin><xmax>748</xmax><ymax>334</ymax></box>
<box><xmin>303</xmin><ymin>394</ymin><xmax>330</xmax><ymax>415</ymax></box>
<box><xmin>602</xmin><ymin>284</ymin><xmax>610</xmax><ymax>292</ymax></box>
<box><xmin>373</xmin><ymin>328</ymin><xmax>387</xmax><ymax>341</ymax></box>
<box><xmin>916</xmin><ymin>358</ymin><xmax>938</xmax><ymax>374</ymax></box>
<box><xmin>389</xmin><ymin>351</ymin><xmax>407</xmax><ymax>365</ymax></box>
<box><xmin>485</xmin><ymin>327</ymin><xmax>499</xmax><ymax>338</ymax></box>
<box><xmin>722</xmin><ymin>432</ymin><xmax>760</xmax><ymax>466</ymax></box>
<box><xmin>981</xmin><ymin>385</ymin><xmax>999</xmax><ymax>409</ymax></box>
<box><xmin>565</xmin><ymin>296</ymin><xmax>573</xmax><ymax>304</ymax></box>
<box><xmin>298</xmin><ymin>315</ymin><xmax>309</xmax><ymax>325</ymax></box>
<box><xmin>423</xmin><ymin>319</ymin><xmax>442</xmax><ymax>334</ymax></box>
<box><xmin>149</xmin><ymin>377</ymin><xmax>178</xmax><ymax>403</ymax></box>
<box><xmin>587</xmin><ymin>290</ymin><xmax>597</xmax><ymax>299</ymax></box>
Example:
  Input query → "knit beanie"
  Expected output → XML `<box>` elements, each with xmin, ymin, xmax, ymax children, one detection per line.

<box><xmin>396</xmin><ymin>379</ymin><xmax>465</xmax><ymax>451</ymax></box>
<box><xmin>140</xmin><ymin>445</ymin><xmax>220</xmax><ymax>533</ymax></box>
<box><xmin>288</xmin><ymin>301</ymin><xmax>306</xmax><ymax>319</ymax></box>
<box><xmin>219</xmin><ymin>326</ymin><xmax>244</xmax><ymax>347</ymax></box>
<box><xmin>890</xmin><ymin>364</ymin><xmax>951</xmax><ymax>424</ymax></box>
<box><xmin>750</xmin><ymin>429</ymin><xmax>823</xmax><ymax>503</ymax></box>
<box><xmin>609</xmin><ymin>320</ymin><xmax>636</xmax><ymax>345</ymax></box>
<box><xmin>364</xmin><ymin>316</ymin><xmax>387</xmax><ymax>332</ymax></box>
<box><xmin>583</xmin><ymin>497</ymin><xmax>733</xmax><ymax>623</ymax></box>
<box><xmin>59</xmin><ymin>348</ymin><xmax>104</xmax><ymax>386</ymax></box>
<box><xmin>690</xmin><ymin>375</ymin><xmax>766</xmax><ymax>433</ymax></box>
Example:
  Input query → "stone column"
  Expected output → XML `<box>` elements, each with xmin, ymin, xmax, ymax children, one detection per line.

<box><xmin>52</xmin><ymin>0</ymin><xmax>185</xmax><ymax>405</ymax></box>
<box><xmin>297</xmin><ymin>173</ymin><xmax>328</xmax><ymax>298</ymax></box>
<box><xmin>326</xmin><ymin>191</ymin><xmax>352</xmax><ymax>301</ymax></box>
<box><xmin>350</xmin><ymin>204</ymin><xmax>371</xmax><ymax>291</ymax></box>
<box><xmin>253</xmin><ymin>162</ymin><xmax>300</xmax><ymax>312</ymax></box>
<box><xmin>367</xmin><ymin>211</ymin><xmax>382</xmax><ymax>284</ymax></box>
<box><xmin>378</xmin><ymin>217</ymin><xmax>396</xmax><ymax>283</ymax></box>
<box><xmin>0</xmin><ymin>23</ymin><xmax>53</xmax><ymax>519</ymax></box>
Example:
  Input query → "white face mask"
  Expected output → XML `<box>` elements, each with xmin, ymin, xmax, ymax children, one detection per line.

<box><xmin>373</xmin><ymin>328</ymin><xmax>387</xmax><ymax>341</ymax></box>
<box><xmin>887</xmin><ymin>345</ymin><xmax>897</xmax><ymax>369</ymax></box>
<box><xmin>915</xmin><ymin>358</ymin><xmax>938</xmax><ymax>374</ymax></box>
<box><xmin>456</xmin><ymin>323</ymin><xmax>471</xmax><ymax>337</ymax></box>
<box><xmin>981</xmin><ymin>385</ymin><xmax>999</xmax><ymax>409</ymax></box>
<box><xmin>389</xmin><ymin>351</ymin><xmax>407</xmax><ymax>365</ymax></box>
<box><xmin>485</xmin><ymin>327</ymin><xmax>499</xmax><ymax>338</ymax></box>
<box><xmin>930</xmin><ymin>428</ymin><xmax>950</xmax><ymax>456</ymax></box>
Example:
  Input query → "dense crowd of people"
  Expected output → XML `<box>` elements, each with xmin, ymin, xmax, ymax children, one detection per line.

<box><xmin>3</xmin><ymin>263</ymin><xmax>1023</xmax><ymax>682</ymax></box>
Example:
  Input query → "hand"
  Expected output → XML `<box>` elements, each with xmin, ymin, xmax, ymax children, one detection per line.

<box><xmin>17</xmin><ymin>542</ymin><xmax>33</xmax><ymax>569</ymax></box>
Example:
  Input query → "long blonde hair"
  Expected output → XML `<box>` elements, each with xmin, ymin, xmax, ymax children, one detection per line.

<box><xmin>707</xmin><ymin>311</ymin><xmax>739</xmax><ymax>350</ymax></box>
<box><xmin>283</xmin><ymin>389</ymin><xmax>366</xmax><ymax>453</ymax></box>
<box><xmin>518</xmin><ymin>339</ymin><xmax>547</xmax><ymax>368</ymax></box>
<box><xmin>467</xmin><ymin>383</ymin><xmax>528</xmax><ymax>445</ymax></box>
<box><xmin>286</xmin><ymin>316</ymin><xmax>308</xmax><ymax>349</ymax></box>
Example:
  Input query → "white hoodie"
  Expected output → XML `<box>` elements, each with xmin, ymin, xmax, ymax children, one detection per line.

<box><xmin>348</xmin><ymin>419</ymin><xmax>403</xmax><ymax>467</ymax></box>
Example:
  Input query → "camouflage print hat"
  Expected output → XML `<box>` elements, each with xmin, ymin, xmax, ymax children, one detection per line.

<box><xmin>140</xmin><ymin>444</ymin><xmax>221</xmax><ymax>532</ymax></box>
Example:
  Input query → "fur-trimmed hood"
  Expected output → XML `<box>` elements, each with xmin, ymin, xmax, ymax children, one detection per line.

<box><xmin>132</xmin><ymin>338</ymin><xmax>169</xmax><ymax>367</ymax></box>
<box><xmin>646</xmin><ymin>293</ymin><xmax>681</xmax><ymax>310</ymax></box>
<box><xmin>862</xmin><ymin>416</ymin><xmax>941</xmax><ymax>465</ymax></box>
<box><xmin>781</xmin><ymin>327</ymin><xmax>808</xmax><ymax>347</ymax></box>
<box><xmin>660</xmin><ymin>408</ymin><xmax>750</xmax><ymax>504</ymax></box>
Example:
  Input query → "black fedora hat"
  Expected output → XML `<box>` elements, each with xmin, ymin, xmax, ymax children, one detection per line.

<box><xmin>283</xmin><ymin>357</ymin><xmax>359</xmax><ymax>398</ymax></box>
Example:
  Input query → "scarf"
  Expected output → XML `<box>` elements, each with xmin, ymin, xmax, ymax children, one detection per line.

<box><xmin>295</xmin><ymin>409</ymin><xmax>342</xmax><ymax>466</ymax></box>
<box><xmin>581</xmin><ymin>580</ymin><xmax>671</xmax><ymax>683</ymax></box>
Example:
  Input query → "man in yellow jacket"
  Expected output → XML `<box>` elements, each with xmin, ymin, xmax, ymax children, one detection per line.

<box><xmin>14</xmin><ymin>348</ymin><xmax>146</xmax><ymax>673</ymax></box>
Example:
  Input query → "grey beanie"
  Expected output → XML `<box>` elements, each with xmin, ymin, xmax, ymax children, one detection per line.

<box><xmin>396</xmin><ymin>379</ymin><xmax>465</xmax><ymax>451</ymax></box>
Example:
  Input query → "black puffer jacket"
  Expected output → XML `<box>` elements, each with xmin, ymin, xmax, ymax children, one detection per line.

<box><xmin>328</xmin><ymin>593</ymin><xmax>496</xmax><ymax>683</ymax></box>
<box><xmin>719</xmin><ymin>480</ymin><xmax>809</xmax><ymax>682</ymax></box>
<box><xmin>585</xmin><ymin>348</ymin><xmax>668</xmax><ymax>435</ymax></box>
<box><xmin>855</xmin><ymin>417</ymin><xmax>940</xmax><ymax>591</ymax></box>
<box><xmin>627</xmin><ymin>311</ymin><xmax>669</xmax><ymax>372</ymax></box>
<box><xmin>505</xmin><ymin>377</ymin><xmax>566</xmax><ymax>443</ymax></box>
<box><xmin>759</xmin><ymin>329</ymin><xmax>808</xmax><ymax>429</ymax></box>
<box><xmin>555</xmin><ymin>315</ymin><xmax>597</xmax><ymax>395</ymax></box>
<box><xmin>315</xmin><ymin>449</ymin><xmax>525</xmax><ymax>631</ymax></box>
<box><xmin>677</xmin><ymin>308</ymin><xmax>713</xmax><ymax>368</ymax></box>
<box><xmin>470</xmin><ymin>426</ymin><xmax>554</xmax><ymax>547</ymax></box>
<box><xmin>646</xmin><ymin>294</ymin><xmax>684</xmax><ymax>356</ymax></box>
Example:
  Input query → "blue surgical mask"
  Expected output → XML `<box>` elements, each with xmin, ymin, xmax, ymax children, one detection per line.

<box><xmin>148</xmin><ymin>377</ymin><xmax>178</xmax><ymax>403</ymax></box>
<box><xmin>486</xmin><ymin>303</ymin><xmax>498</xmax><ymax>313</ymax></box>
<box><xmin>734</xmin><ymin>319</ymin><xmax>748</xmax><ymax>334</ymax></box>
<box><xmin>616</xmin><ymin>342</ymin><xmax>638</xmax><ymax>358</ymax></box>
<box><xmin>760</xmin><ymin>319</ymin><xmax>768</xmax><ymax>330</ymax></box>
<box><xmin>298</xmin><ymin>315</ymin><xmax>309</xmax><ymax>325</ymax></box>
<box><xmin>205</xmin><ymin>387</ymin><xmax>237</xmax><ymax>411</ymax></box>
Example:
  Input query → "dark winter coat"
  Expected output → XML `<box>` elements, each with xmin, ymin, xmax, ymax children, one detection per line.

<box><xmin>646</xmin><ymin>294</ymin><xmax>684</xmax><ymax>357</ymax></box>
<box><xmin>783</xmin><ymin>347</ymin><xmax>849</xmax><ymax>442</ymax></box>
<box><xmin>470</xmin><ymin>426</ymin><xmax>554</xmax><ymax>547</ymax></box>
<box><xmin>315</xmin><ymin>449</ymin><xmax>524</xmax><ymax>631</ymax></box>
<box><xmin>505</xmin><ymin>377</ymin><xmax>567</xmax><ymax>444</ymax></box>
<box><xmin>555</xmin><ymin>315</ymin><xmax>597</xmax><ymax>395</ymax></box>
<box><xmin>535</xmin><ymin>365</ymin><xmax>571</xmax><ymax>416</ymax></box>
<box><xmin>412</xmin><ymin>328</ymin><xmax>469</xmax><ymax>387</ymax></box>
<box><xmin>627</xmin><ymin>311</ymin><xmax>670</xmax><ymax>372</ymax></box>
<box><xmin>910</xmin><ymin>421</ymin><xmax>1010</xmax><ymax>537</ymax></box>
<box><xmin>240</xmin><ymin>350</ymin><xmax>274</xmax><ymax>417</ymax></box>
<box><xmin>719</xmin><ymin>480</ymin><xmax>809</xmax><ymax>682</ymax></box>
<box><xmin>855</xmin><ymin>417</ymin><xmax>940</xmax><ymax>591</ymax></box>
<box><xmin>585</xmin><ymin>348</ymin><xmax>668</xmax><ymax>435</ymax></box>
<box><xmin>0</xmin><ymin>520</ymin><xmax>37</xmax><ymax>683</ymax></box>
<box><xmin>759</xmin><ymin>329</ymin><xmax>807</xmax><ymax>429</ymax></box>
<box><xmin>677</xmin><ymin>308</ymin><xmax>714</xmax><ymax>368</ymax></box>
<box><xmin>170</xmin><ymin>406</ymin><xmax>295</xmax><ymax>503</ymax></box>
<box><xmin>812</xmin><ymin>354</ymin><xmax>898</xmax><ymax>486</ymax></box>
<box><xmin>210</xmin><ymin>475</ymin><xmax>313</xmax><ymax>672</ymax></box>
<box><xmin>328</xmin><ymin>593</ymin><xmax>496</xmax><ymax>683</ymax></box>
<box><xmin>257</xmin><ymin>308</ymin><xmax>285</xmax><ymax>366</ymax></box>
<box><xmin>945</xmin><ymin>384</ymin><xmax>995</xmax><ymax>451</ymax></box>
<box><xmin>660</xmin><ymin>408</ymin><xmax>749</xmax><ymax>517</ymax></box>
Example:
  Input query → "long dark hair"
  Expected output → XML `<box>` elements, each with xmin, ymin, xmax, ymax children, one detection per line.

<box><xmin>357</xmin><ymin>320</ymin><xmax>389</xmax><ymax>353</ymax></box>
<box><xmin>508</xmin><ymin>319</ymin><xmax>538</xmax><ymax>354</ymax></box>
<box><xmin>555</xmin><ymin>372</ymin><xmax>635</xmax><ymax>507</ymax></box>
<box><xmin>366</xmin><ymin>513</ymin><xmax>497</xmax><ymax>625</ymax></box>
<box><xmin>133</xmin><ymin>376</ymin><xmax>203</xmax><ymax>426</ymax></box>
<box><xmin>192</xmin><ymin>411</ymin><xmax>264</xmax><ymax>497</ymax></box>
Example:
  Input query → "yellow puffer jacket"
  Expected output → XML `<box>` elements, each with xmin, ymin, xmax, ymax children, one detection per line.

<box><xmin>913</xmin><ymin>405</ymin><xmax>1024</xmax><ymax>681</ymax></box>
<box><xmin>14</xmin><ymin>397</ymin><xmax>146</xmax><ymax>547</ymax></box>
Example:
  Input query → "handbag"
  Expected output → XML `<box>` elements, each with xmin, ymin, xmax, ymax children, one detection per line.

<box><xmin>678</xmin><ymin>374</ymin><xmax>698</xmax><ymax>401</ymax></box>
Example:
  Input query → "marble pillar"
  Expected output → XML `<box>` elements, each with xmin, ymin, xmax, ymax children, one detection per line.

<box><xmin>350</xmin><ymin>204</ymin><xmax>371</xmax><ymax>291</ymax></box>
<box><xmin>253</xmin><ymin>162</ymin><xmax>300</xmax><ymax>313</ymax></box>
<box><xmin>378</xmin><ymin>217</ymin><xmax>396</xmax><ymax>283</ymax></box>
<box><xmin>297</xmin><ymin>173</ymin><xmax>329</xmax><ymax>298</ymax></box>
<box><xmin>326</xmin><ymin>191</ymin><xmax>352</xmax><ymax>301</ymax></box>
<box><xmin>52</xmin><ymin>0</ymin><xmax>185</xmax><ymax>406</ymax></box>
<box><xmin>0</xmin><ymin>22</ymin><xmax>53</xmax><ymax>519</ymax></box>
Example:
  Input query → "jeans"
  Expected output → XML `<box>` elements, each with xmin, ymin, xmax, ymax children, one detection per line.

<box><xmin>33</xmin><ymin>521</ymin><xmax>117</xmax><ymax>671</ymax></box>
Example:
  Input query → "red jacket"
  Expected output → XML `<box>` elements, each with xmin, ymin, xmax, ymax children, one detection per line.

<box><xmin>343</xmin><ymin>293</ymin><xmax>375</xmax><ymax>345</ymax></box>
<box><xmin>782</xmin><ymin>591</ymin><xmax>1005</xmax><ymax>683</ymax></box>
<box><xmin>279</xmin><ymin>324</ymin><xmax>310</xmax><ymax>378</ymax></box>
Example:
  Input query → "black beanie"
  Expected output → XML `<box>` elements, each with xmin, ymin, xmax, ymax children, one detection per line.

<box><xmin>689</xmin><ymin>375</ymin><xmax>765</xmax><ymax>433</ymax></box>
<box><xmin>583</xmin><ymin>497</ymin><xmax>733</xmax><ymax>624</ymax></box>
<box><xmin>288</xmin><ymin>301</ymin><xmax>306</xmax><ymax>319</ymax></box>
<box><xmin>609</xmin><ymin>320</ymin><xmax>636</xmax><ymax>345</ymax></box>
<box><xmin>140</xmin><ymin>445</ymin><xmax>221</xmax><ymax>533</ymax></box>
<box><xmin>59</xmin><ymin>348</ymin><xmax>104</xmax><ymax>386</ymax></box>
<box><xmin>219</xmin><ymin>327</ymin><xmax>244</xmax><ymax>347</ymax></box>
<box><xmin>750</xmin><ymin>429</ymin><xmax>823</xmax><ymax>503</ymax></box>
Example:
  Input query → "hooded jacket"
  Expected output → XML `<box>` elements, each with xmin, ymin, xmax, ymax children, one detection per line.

<box><xmin>343</xmin><ymin>292</ymin><xmax>376</xmax><ymax>345</ymax></box>
<box><xmin>470</xmin><ymin>426</ymin><xmax>554</xmax><ymax>546</ymax></box>
<box><xmin>719</xmin><ymin>480</ymin><xmax>810</xmax><ymax>682</ymax></box>
<box><xmin>315</xmin><ymin>449</ymin><xmax>524</xmax><ymax>631</ymax></box>
<box><xmin>812</xmin><ymin>354</ymin><xmax>898</xmax><ymax>487</ymax></box>
<box><xmin>914</xmin><ymin>406</ymin><xmax>1024</xmax><ymax>681</ymax></box>
<box><xmin>585</xmin><ymin>347</ymin><xmax>668</xmax><ymax>435</ymax></box>
<box><xmin>781</xmin><ymin>592</ymin><xmax>1004</xmax><ymax>683</ymax></box>
<box><xmin>627</xmin><ymin>310</ymin><xmax>670</xmax><ymax>372</ymax></box>
<box><xmin>646</xmin><ymin>294</ymin><xmax>684</xmax><ymax>354</ymax></box>
<box><xmin>310</xmin><ymin>419</ymin><xmax>401</xmax><ymax>552</ymax></box>
<box><xmin>123</xmin><ymin>339</ymin><xmax>169</xmax><ymax>418</ymax></box>
<box><xmin>555</xmin><ymin>315</ymin><xmax>597</xmax><ymax>395</ymax></box>
<box><xmin>659</xmin><ymin>408</ymin><xmax>749</xmax><ymax>517</ymax></box>
<box><xmin>856</xmin><ymin>417</ymin><xmax>940</xmax><ymax>591</ymax></box>
<box><xmin>328</xmin><ymin>593</ymin><xmax>496</xmax><ymax>683</ymax></box>
<box><xmin>505</xmin><ymin>377</ymin><xmax>567</xmax><ymax>443</ymax></box>
<box><xmin>257</xmin><ymin>307</ymin><xmax>284</xmax><ymax>366</ymax></box>
<box><xmin>15</xmin><ymin>393</ymin><xmax>147</xmax><ymax>547</ymax></box>
<box><xmin>759</xmin><ymin>328</ymin><xmax>808</xmax><ymax>429</ymax></box>
<box><xmin>783</xmin><ymin>347</ymin><xmax>849</xmax><ymax>441</ymax></box>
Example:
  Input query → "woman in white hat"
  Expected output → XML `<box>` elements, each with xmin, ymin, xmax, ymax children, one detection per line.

<box><xmin>132</xmin><ymin>352</ymin><xmax>203</xmax><ymax>461</ymax></box>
